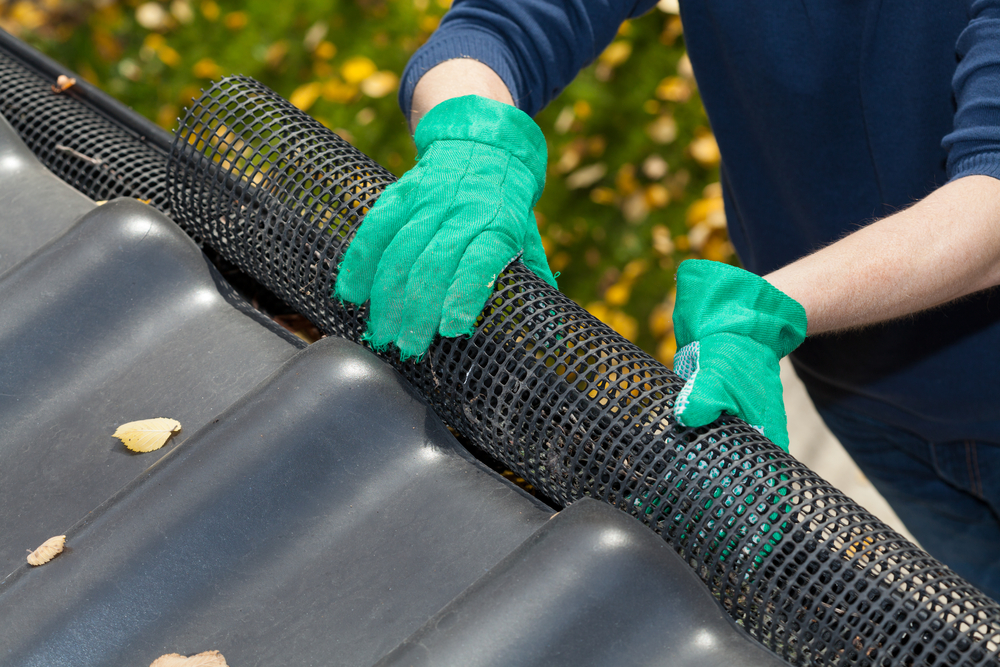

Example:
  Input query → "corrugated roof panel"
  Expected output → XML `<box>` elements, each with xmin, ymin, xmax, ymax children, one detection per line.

<box><xmin>0</xmin><ymin>196</ymin><xmax>304</xmax><ymax>575</ymax></box>
<box><xmin>0</xmin><ymin>115</ymin><xmax>95</xmax><ymax>275</ymax></box>
<box><xmin>1</xmin><ymin>337</ymin><xmax>554</xmax><ymax>666</ymax></box>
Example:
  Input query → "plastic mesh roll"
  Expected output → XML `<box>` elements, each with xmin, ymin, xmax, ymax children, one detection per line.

<box><xmin>164</xmin><ymin>77</ymin><xmax>1000</xmax><ymax>667</ymax></box>
<box><xmin>1</xmin><ymin>41</ymin><xmax>997</xmax><ymax>664</ymax></box>
<box><xmin>0</xmin><ymin>48</ymin><xmax>171</xmax><ymax>212</ymax></box>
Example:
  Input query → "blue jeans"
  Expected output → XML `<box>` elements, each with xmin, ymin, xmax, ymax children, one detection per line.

<box><xmin>814</xmin><ymin>402</ymin><xmax>1000</xmax><ymax>603</ymax></box>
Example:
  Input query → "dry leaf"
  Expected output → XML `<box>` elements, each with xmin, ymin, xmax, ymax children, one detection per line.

<box><xmin>51</xmin><ymin>75</ymin><xmax>76</xmax><ymax>94</ymax></box>
<box><xmin>113</xmin><ymin>418</ymin><xmax>182</xmax><ymax>453</ymax></box>
<box><xmin>27</xmin><ymin>535</ymin><xmax>66</xmax><ymax>566</ymax></box>
<box><xmin>150</xmin><ymin>651</ymin><xmax>228</xmax><ymax>667</ymax></box>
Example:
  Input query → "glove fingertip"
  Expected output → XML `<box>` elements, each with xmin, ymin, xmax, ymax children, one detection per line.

<box><xmin>333</xmin><ymin>273</ymin><xmax>366</xmax><ymax>305</ymax></box>
<box><xmin>396</xmin><ymin>329</ymin><xmax>434</xmax><ymax>363</ymax></box>
<box><xmin>439</xmin><ymin>312</ymin><xmax>478</xmax><ymax>339</ymax></box>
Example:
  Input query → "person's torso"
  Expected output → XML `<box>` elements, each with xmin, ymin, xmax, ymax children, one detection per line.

<box><xmin>679</xmin><ymin>0</ymin><xmax>1000</xmax><ymax>437</ymax></box>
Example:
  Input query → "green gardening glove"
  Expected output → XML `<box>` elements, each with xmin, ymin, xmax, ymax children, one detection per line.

<box><xmin>671</xmin><ymin>260</ymin><xmax>807</xmax><ymax>451</ymax></box>
<box><xmin>335</xmin><ymin>95</ymin><xmax>556</xmax><ymax>360</ymax></box>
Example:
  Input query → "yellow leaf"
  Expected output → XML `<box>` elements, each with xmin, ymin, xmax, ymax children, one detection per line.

<box><xmin>113</xmin><ymin>418</ymin><xmax>182</xmax><ymax>453</ymax></box>
<box><xmin>289</xmin><ymin>81</ymin><xmax>322</xmax><ymax>111</ymax></box>
<box><xmin>223</xmin><ymin>11</ymin><xmax>247</xmax><ymax>30</ymax></box>
<box><xmin>686</xmin><ymin>196</ymin><xmax>725</xmax><ymax>227</ymax></box>
<box><xmin>314</xmin><ymin>40</ymin><xmax>337</xmax><ymax>60</ymax></box>
<box><xmin>689</xmin><ymin>133</ymin><xmax>721</xmax><ymax>167</ymax></box>
<box><xmin>590</xmin><ymin>187</ymin><xmax>617</xmax><ymax>206</ymax></box>
<box><xmin>565</xmin><ymin>163</ymin><xmax>606</xmax><ymax>190</ymax></box>
<box><xmin>622</xmin><ymin>258</ymin><xmax>648</xmax><ymax>281</ymax></box>
<box><xmin>322</xmin><ymin>79</ymin><xmax>357</xmax><ymax>103</ymax></box>
<box><xmin>143</xmin><ymin>33</ymin><xmax>166</xmax><ymax>50</ymax></box>
<box><xmin>27</xmin><ymin>535</ymin><xmax>66</xmax><ymax>566</ymax></box>
<box><xmin>599</xmin><ymin>41</ymin><xmax>632</xmax><ymax>68</ymax></box>
<box><xmin>645</xmin><ymin>183</ymin><xmax>670</xmax><ymax>209</ymax></box>
<box><xmin>621</xmin><ymin>192</ymin><xmax>649</xmax><ymax>223</ymax></box>
<box><xmin>651</xmin><ymin>225</ymin><xmax>673</xmax><ymax>256</ymax></box>
<box><xmin>341</xmin><ymin>56</ymin><xmax>377</xmax><ymax>84</ymax></box>
<box><xmin>689</xmin><ymin>221</ymin><xmax>712</xmax><ymax>251</ymax></box>
<box><xmin>702</xmin><ymin>236</ymin><xmax>735</xmax><ymax>263</ymax></box>
<box><xmin>641</xmin><ymin>155</ymin><xmax>668</xmax><ymax>180</ymax></box>
<box><xmin>655</xmin><ymin>76</ymin><xmax>691</xmax><ymax>103</ymax></box>
<box><xmin>605</xmin><ymin>281</ymin><xmax>631</xmax><ymax>307</ymax></box>
<box><xmin>157</xmin><ymin>45</ymin><xmax>181</xmax><ymax>68</ymax></box>
<box><xmin>136</xmin><ymin>3</ymin><xmax>172</xmax><ymax>31</ymax></box>
<box><xmin>615</xmin><ymin>163</ymin><xmax>638</xmax><ymax>196</ymax></box>
<box><xmin>10</xmin><ymin>2</ymin><xmax>45</xmax><ymax>30</ymax></box>
<box><xmin>200</xmin><ymin>0</ymin><xmax>219</xmax><ymax>21</ymax></box>
<box><xmin>646</xmin><ymin>115</ymin><xmax>677</xmax><ymax>144</ymax></box>
<box><xmin>360</xmin><ymin>71</ymin><xmax>398</xmax><ymax>98</ymax></box>
<box><xmin>658</xmin><ymin>0</ymin><xmax>680</xmax><ymax>14</ymax></box>
<box><xmin>585</xmin><ymin>301</ymin><xmax>610</xmax><ymax>323</ymax></box>
<box><xmin>150</xmin><ymin>650</ymin><xmax>229</xmax><ymax>667</ymax></box>
<box><xmin>192</xmin><ymin>57</ymin><xmax>221</xmax><ymax>79</ymax></box>
<box><xmin>171</xmin><ymin>0</ymin><xmax>195</xmax><ymax>24</ymax></box>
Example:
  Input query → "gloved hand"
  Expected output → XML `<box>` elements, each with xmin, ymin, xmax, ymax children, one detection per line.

<box><xmin>334</xmin><ymin>95</ymin><xmax>556</xmax><ymax>360</ymax></box>
<box><xmin>671</xmin><ymin>260</ymin><xmax>807</xmax><ymax>451</ymax></box>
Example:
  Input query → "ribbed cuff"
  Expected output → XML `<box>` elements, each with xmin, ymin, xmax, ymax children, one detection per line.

<box><xmin>399</xmin><ymin>30</ymin><xmax>523</xmax><ymax>121</ymax></box>
<box><xmin>673</xmin><ymin>260</ymin><xmax>807</xmax><ymax>357</ymax></box>
<box><xmin>948</xmin><ymin>148</ymin><xmax>1000</xmax><ymax>183</ymax></box>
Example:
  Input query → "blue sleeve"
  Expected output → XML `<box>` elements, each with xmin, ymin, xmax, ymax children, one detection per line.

<box><xmin>399</xmin><ymin>0</ymin><xmax>660</xmax><ymax>119</ymax></box>
<box><xmin>943</xmin><ymin>0</ymin><xmax>1000</xmax><ymax>180</ymax></box>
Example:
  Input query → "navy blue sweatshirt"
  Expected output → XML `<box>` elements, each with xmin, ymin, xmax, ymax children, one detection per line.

<box><xmin>399</xmin><ymin>1</ymin><xmax>1000</xmax><ymax>442</ymax></box>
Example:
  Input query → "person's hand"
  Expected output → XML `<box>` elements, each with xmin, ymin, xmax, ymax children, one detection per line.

<box><xmin>335</xmin><ymin>95</ymin><xmax>556</xmax><ymax>360</ymax></box>
<box><xmin>671</xmin><ymin>260</ymin><xmax>807</xmax><ymax>451</ymax></box>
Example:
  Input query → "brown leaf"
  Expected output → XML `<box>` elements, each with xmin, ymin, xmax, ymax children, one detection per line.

<box><xmin>51</xmin><ymin>75</ymin><xmax>76</xmax><ymax>94</ymax></box>
<box><xmin>113</xmin><ymin>418</ymin><xmax>182</xmax><ymax>453</ymax></box>
<box><xmin>150</xmin><ymin>650</ymin><xmax>229</xmax><ymax>667</ymax></box>
<box><xmin>27</xmin><ymin>535</ymin><xmax>66</xmax><ymax>566</ymax></box>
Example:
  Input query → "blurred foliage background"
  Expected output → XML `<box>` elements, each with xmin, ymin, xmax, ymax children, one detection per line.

<box><xmin>2</xmin><ymin>0</ymin><xmax>730</xmax><ymax>362</ymax></box>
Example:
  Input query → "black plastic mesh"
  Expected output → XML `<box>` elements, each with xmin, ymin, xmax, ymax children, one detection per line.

<box><xmin>1</xmin><ymin>37</ymin><xmax>998</xmax><ymax>664</ymax></box>
<box><xmin>165</xmin><ymin>77</ymin><xmax>1000</xmax><ymax>667</ymax></box>
<box><xmin>0</xmin><ymin>49</ymin><xmax>170</xmax><ymax>212</ymax></box>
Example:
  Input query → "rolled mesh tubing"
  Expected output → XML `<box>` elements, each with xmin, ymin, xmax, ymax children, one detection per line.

<box><xmin>162</xmin><ymin>77</ymin><xmax>1000</xmax><ymax>667</ymax></box>
<box><xmin>1</xmin><ymin>45</ymin><xmax>996</xmax><ymax>663</ymax></box>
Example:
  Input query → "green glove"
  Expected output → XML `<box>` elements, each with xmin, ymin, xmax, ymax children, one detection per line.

<box><xmin>334</xmin><ymin>95</ymin><xmax>556</xmax><ymax>360</ymax></box>
<box><xmin>671</xmin><ymin>260</ymin><xmax>807</xmax><ymax>451</ymax></box>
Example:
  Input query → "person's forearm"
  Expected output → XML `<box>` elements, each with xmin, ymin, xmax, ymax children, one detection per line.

<box><xmin>408</xmin><ymin>58</ymin><xmax>515</xmax><ymax>132</ymax></box>
<box><xmin>765</xmin><ymin>175</ymin><xmax>1000</xmax><ymax>335</ymax></box>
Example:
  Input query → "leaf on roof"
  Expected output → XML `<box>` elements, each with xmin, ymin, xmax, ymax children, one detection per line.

<box><xmin>113</xmin><ymin>418</ymin><xmax>182</xmax><ymax>453</ymax></box>
<box><xmin>150</xmin><ymin>651</ymin><xmax>229</xmax><ymax>667</ymax></box>
<box><xmin>51</xmin><ymin>75</ymin><xmax>76</xmax><ymax>93</ymax></box>
<box><xmin>27</xmin><ymin>535</ymin><xmax>66</xmax><ymax>566</ymax></box>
